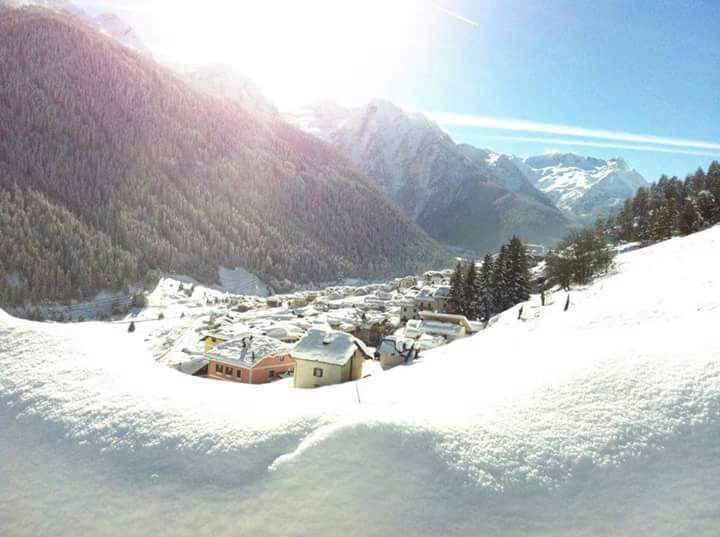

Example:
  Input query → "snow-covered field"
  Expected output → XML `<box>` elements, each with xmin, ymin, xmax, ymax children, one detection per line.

<box><xmin>2</xmin><ymin>228</ymin><xmax>720</xmax><ymax>536</ymax></box>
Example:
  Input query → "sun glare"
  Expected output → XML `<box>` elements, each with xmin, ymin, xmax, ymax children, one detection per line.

<box><xmin>151</xmin><ymin>0</ymin><xmax>433</xmax><ymax>107</ymax></box>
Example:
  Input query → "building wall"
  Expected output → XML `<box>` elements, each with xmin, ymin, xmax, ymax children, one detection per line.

<box><xmin>294</xmin><ymin>359</ymin><xmax>345</xmax><ymax>389</ymax></box>
<box><xmin>204</xmin><ymin>336</ymin><xmax>227</xmax><ymax>354</ymax></box>
<box><xmin>207</xmin><ymin>354</ymin><xmax>293</xmax><ymax>385</ymax></box>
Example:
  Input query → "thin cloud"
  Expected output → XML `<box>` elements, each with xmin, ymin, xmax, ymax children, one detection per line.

<box><xmin>426</xmin><ymin>111</ymin><xmax>720</xmax><ymax>152</ymax></box>
<box><xmin>429</xmin><ymin>3</ymin><xmax>479</xmax><ymax>27</ymax></box>
<box><xmin>480</xmin><ymin>134</ymin><xmax>720</xmax><ymax>159</ymax></box>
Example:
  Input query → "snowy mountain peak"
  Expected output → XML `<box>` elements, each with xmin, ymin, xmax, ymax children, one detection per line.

<box><xmin>520</xmin><ymin>153</ymin><xmax>647</xmax><ymax>220</ymax></box>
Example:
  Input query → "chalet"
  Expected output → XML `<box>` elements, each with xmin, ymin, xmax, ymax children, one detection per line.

<box><xmin>352</xmin><ymin>318</ymin><xmax>394</xmax><ymax>347</ymax></box>
<box><xmin>405</xmin><ymin>318</ymin><xmax>466</xmax><ymax>341</ymax></box>
<box><xmin>206</xmin><ymin>335</ymin><xmax>293</xmax><ymax>385</ymax></box>
<box><xmin>375</xmin><ymin>336</ymin><xmax>419</xmax><ymax>370</ymax></box>
<box><xmin>432</xmin><ymin>286</ymin><xmax>451</xmax><ymax>313</ymax></box>
<box><xmin>398</xmin><ymin>299</ymin><xmax>417</xmax><ymax>322</ymax></box>
<box><xmin>419</xmin><ymin>311</ymin><xmax>482</xmax><ymax>334</ymax></box>
<box><xmin>414</xmin><ymin>287</ymin><xmax>436</xmax><ymax>312</ymax></box>
<box><xmin>423</xmin><ymin>270</ymin><xmax>445</xmax><ymax>286</ymax></box>
<box><xmin>292</xmin><ymin>328</ymin><xmax>370</xmax><ymax>389</ymax></box>
<box><xmin>200</xmin><ymin>323</ymin><xmax>255</xmax><ymax>353</ymax></box>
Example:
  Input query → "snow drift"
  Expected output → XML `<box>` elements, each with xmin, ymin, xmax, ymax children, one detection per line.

<box><xmin>2</xmin><ymin>227</ymin><xmax>720</xmax><ymax>536</ymax></box>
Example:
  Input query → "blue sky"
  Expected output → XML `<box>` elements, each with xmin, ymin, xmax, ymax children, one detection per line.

<box><xmin>77</xmin><ymin>0</ymin><xmax>720</xmax><ymax>181</ymax></box>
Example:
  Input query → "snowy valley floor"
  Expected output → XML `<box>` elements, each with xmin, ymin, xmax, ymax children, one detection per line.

<box><xmin>2</xmin><ymin>228</ymin><xmax>720</xmax><ymax>536</ymax></box>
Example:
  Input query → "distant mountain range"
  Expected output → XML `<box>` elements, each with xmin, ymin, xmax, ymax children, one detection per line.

<box><xmin>513</xmin><ymin>153</ymin><xmax>648</xmax><ymax>220</ymax></box>
<box><xmin>287</xmin><ymin>101</ymin><xmax>649</xmax><ymax>236</ymax></box>
<box><xmin>286</xmin><ymin>100</ymin><xmax>570</xmax><ymax>254</ymax></box>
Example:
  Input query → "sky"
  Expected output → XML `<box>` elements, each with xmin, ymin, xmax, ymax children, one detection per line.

<box><xmin>74</xmin><ymin>0</ymin><xmax>720</xmax><ymax>181</ymax></box>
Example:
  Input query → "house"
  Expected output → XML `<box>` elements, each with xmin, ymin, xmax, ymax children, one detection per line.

<box><xmin>352</xmin><ymin>318</ymin><xmax>394</xmax><ymax>347</ymax></box>
<box><xmin>292</xmin><ymin>328</ymin><xmax>370</xmax><ymax>389</ymax></box>
<box><xmin>405</xmin><ymin>318</ymin><xmax>466</xmax><ymax>341</ymax></box>
<box><xmin>397</xmin><ymin>276</ymin><xmax>417</xmax><ymax>289</ymax></box>
<box><xmin>375</xmin><ymin>336</ymin><xmax>419</xmax><ymax>370</ymax></box>
<box><xmin>200</xmin><ymin>323</ymin><xmax>255</xmax><ymax>353</ymax></box>
<box><xmin>398</xmin><ymin>299</ymin><xmax>417</xmax><ymax>322</ymax></box>
<box><xmin>432</xmin><ymin>286</ymin><xmax>451</xmax><ymax>313</ymax></box>
<box><xmin>206</xmin><ymin>335</ymin><xmax>294</xmax><ymax>384</ymax></box>
<box><xmin>423</xmin><ymin>270</ymin><xmax>445</xmax><ymax>286</ymax></box>
<box><xmin>414</xmin><ymin>287</ymin><xmax>437</xmax><ymax>312</ymax></box>
<box><xmin>419</xmin><ymin>311</ymin><xmax>480</xmax><ymax>334</ymax></box>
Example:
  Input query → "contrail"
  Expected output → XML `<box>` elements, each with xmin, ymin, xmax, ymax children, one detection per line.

<box><xmin>480</xmin><ymin>135</ymin><xmax>720</xmax><ymax>158</ymax></box>
<box><xmin>426</xmin><ymin>111</ymin><xmax>720</xmax><ymax>152</ymax></box>
<box><xmin>429</xmin><ymin>3</ymin><xmax>479</xmax><ymax>27</ymax></box>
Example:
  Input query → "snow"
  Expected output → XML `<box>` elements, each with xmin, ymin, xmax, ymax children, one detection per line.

<box><xmin>2</xmin><ymin>227</ymin><xmax>720</xmax><ymax>535</ymax></box>
<box><xmin>521</xmin><ymin>152</ymin><xmax>648</xmax><ymax>218</ymax></box>
<box><xmin>292</xmin><ymin>328</ymin><xmax>366</xmax><ymax>365</ymax></box>
<box><xmin>208</xmin><ymin>336</ymin><xmax>291</xmax><ymax>368</ymax></box>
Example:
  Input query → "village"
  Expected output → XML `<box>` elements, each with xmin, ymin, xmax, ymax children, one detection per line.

<box><xmin>153</xmin><ymin>268</ymin><xmax>489</xmax><ymax>389</ymax></box>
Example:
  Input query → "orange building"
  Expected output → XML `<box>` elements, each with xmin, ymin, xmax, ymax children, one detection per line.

<box><xmin>206</xmin><ymin>335</ymin><xmax>294</xmax><ymax>385</ymax></box>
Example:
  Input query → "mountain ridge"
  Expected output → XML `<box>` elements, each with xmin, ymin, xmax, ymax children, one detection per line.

<box><xmin>286</xmin><ymin>99</ymin><xmax>570</xmax><ymax>254</ymax></box>
<box><xmin>0</xmin><ymin>8</ymin><xmax>449</xmax><ymax>304</ymax></box>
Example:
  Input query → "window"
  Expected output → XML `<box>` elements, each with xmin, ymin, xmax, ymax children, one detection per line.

<box><xmin>236</xmin><ymin>369</ymin><xmax>242</xmax><ymax>378</ymax></box>
<box><xmin>215</xmin><ymin>363</ymin><xmax>222</xmax><ymax>373</ymax></box>
<box><xmin>269</xmin><ymin>370</ymin><xmax>275</xmax><ymax>378</ymax></box>
<box><xmin>313</xmin><ymin>367</ymin><xmax>323</xmax><ymax>378</ymax></box>
<box><xmin>225</xmin><ymin>366</ymin><xmax>233</xmax><ymax>375</ymax></box>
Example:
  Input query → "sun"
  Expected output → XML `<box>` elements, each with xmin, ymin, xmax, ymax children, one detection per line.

<box><xmin>151</xmin><ymin>0</ymin><xmax>433</xmax><ymax>108</ymax></box>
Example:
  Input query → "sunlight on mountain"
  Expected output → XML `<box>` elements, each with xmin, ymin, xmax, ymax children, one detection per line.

<box><xmin>150</xmin><ymin>0</ymin><xmax>433</xmax><ymax>107</ymax></box>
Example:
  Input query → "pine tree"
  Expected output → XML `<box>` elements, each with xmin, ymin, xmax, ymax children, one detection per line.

<box><xmin>492</xmin><ymin>246</ymin><xmax>510</xmax><ymax>313</ymax></box>
<box><xmin>506</xmin><ymin>235</ymin><xmax>531</xmax><ymax>306</ymax></box>
<box><xmin>478</xmin><ymin>254</ymin><xmax>495</xmax><ymax>320</ymax></box>
<box><xmin>462</xmin><ymin>260</ymin><xmax>479</xmax><ymax>319</ymax></box>
<box><xmin>447</xmin><ymin>261</ymin><xmax>465</xmax><ymax>315</ymax></box>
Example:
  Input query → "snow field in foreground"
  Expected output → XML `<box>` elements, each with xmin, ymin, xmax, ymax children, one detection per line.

<box><xmin>2</xmin><ymin>227</ymin><xmax>720</xmax><ymax>536</ymax></box>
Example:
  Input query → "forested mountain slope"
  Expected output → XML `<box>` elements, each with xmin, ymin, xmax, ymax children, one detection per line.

<box><xmin>0</xmin><ymin>8</ymin><xmax>449</xmax><ymax>305</ymax></box>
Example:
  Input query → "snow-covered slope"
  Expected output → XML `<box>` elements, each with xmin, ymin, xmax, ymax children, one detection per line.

<box><xmin>2</xmin><ymin>226</ymin><xmax>720</xmax><ymax>535</ymax></box>
<box><xmin>286</xmin><ymin>100</ymin><xmax>568</xmax><ymax>253</ymax></box>
<box><xmin>519</xmin><ymin>153</ymin><xmax>648</xmax><ymax>220</ymax></box>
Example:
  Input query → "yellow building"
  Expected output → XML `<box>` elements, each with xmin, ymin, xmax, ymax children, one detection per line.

<box><xmin>292</xmin><ymin>328</ymin><xmax>370</xmax><ymax>389</ymax></box>
<box><xmin>200</xmin><ymin>323</ymin><xmax>254</xmax><ymax>353</ymax></box>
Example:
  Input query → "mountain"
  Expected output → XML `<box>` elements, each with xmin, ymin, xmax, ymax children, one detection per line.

<box><xmin>287</xmin><ymin>100</ymin><xmax>569</xmax><ymax>254</ymax></box>
<box><xmin>0</xmin><ymin>0</ymin><xmax>150</xmax><ymax>54</ymax></box>
<box><xmin>91</xmin><ymin>12</ymin><xmax>149</xmax><ymax>54</ymax></box>
<box><xmin>0</xmin><ymin>8</ymin><xmax>449</xmax><ymax>305</ymax></box>
<box><xmin>186</xmin><ymin>65</ymin><xmax>279</xmax><ymax>123</ymax></box>
<box><xmin>517</xmin><ymin>152</ymin><xmax>648</xmax><ymax>220</ymax></box>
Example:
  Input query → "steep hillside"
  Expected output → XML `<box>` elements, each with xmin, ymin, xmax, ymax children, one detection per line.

<box><xmin>0</xmin><ymin>0</ymin><xmax>149</xmax><ymax>53</ymax></box>
<box><xmin>0</xmin><ymin>8</ymin><xmax>448</xmax><ymax>304</ymax></box>
<box><xmin>186</xmin><ymin>64</ymin><xmax>279</xmax><ymax>122</ymax></box>
<box><xmin>519</xmin><ymin>152</ymin><xmax>648</xmax><ymax>219</ymax></box>
<box><xmin>287</xmin><ymin>100</ymin><xmax>569</xmax><ymax>254</ymax></box>
<box><xmin>2</xmin><ymin>226</ymin><xmax>719</xmax><ymax>536</ymax></box>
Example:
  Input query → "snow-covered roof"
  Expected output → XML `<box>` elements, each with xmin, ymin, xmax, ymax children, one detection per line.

<box><xmin>406</xmin><ymin>319</ymin><xmax>464</xmax><ymax>338</ymax></box>
<box><xmin>292</xmin><ymin>328</ymin><xmax>369</xmax><ymax>366</ymax></box>
<box><xmin>207</xmin><ymin>335</ymin><xmax>292</xmax><ymax>368</ymax></box>
<box><xmin>201</xmin><ymin>322</ymin><xmax>255</xmax><ymax>341</ymax></box>
<box><xmin>433</xmin><ymin>286</ymin><xmax>451</xmax><ymax>298</ymax></box>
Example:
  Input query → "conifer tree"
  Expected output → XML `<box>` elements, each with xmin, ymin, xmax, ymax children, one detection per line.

<box><xmin>478</xmin><ymin>254</ymin><xmax>495</xmax><ymax>320</ymax></box>
<box><xmin>447</xmin><ymin>261</ymin><xmax>465</xmax><ymax>315</ymax></box>
<box><xmin>463</xmin><ymin>260</ymin><xmax>479</xmax><ymax>319</ymax></box>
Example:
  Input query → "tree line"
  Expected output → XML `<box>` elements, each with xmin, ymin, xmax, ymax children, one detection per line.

<box><xmin>446</xmin><ymin>235</ymin><xmax>531</xmax><ymax>321</ymax></box>
<box><xmin>545</xmin><ymin>161</ymin><xmax>720</xmax><ymax>289</ymax></box>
